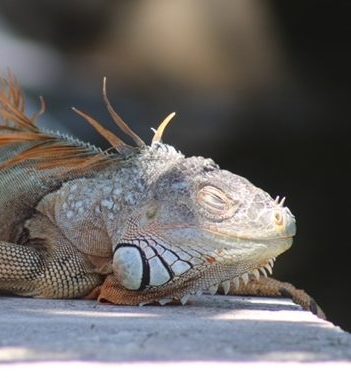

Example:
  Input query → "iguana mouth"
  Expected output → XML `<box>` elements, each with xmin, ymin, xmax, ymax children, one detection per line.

<box><xmin>203</xmin><ymin>228</ymin><xmax>295</xmax><ymax>242</ymax></box>
<box><xmin>135</xmin><ymin>257</ymin><xmax>277</xmax><ymax>306</ymax></box>
<box><xmin>202</xmin><ymin>210</ymin><xmax>296</xmax><ymax>242</ymax></box>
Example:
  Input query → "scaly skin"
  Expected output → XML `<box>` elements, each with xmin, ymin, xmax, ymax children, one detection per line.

<box><xmin>0</xmin><ymin>74</ymin><xmax>325</xmax><ymax>318</ymax></box>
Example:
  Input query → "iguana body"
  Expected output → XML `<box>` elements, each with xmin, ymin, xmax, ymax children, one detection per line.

<box><xmin>0</xmin><ymin>75</ymin><xmax>324</xmax><ymax>317</ymax></box>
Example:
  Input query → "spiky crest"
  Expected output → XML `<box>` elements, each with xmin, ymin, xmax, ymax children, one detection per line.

<box><xmin>152</xmin><ymin>112</ymin><xmax>176</xmax><ymax>144</ymax></box>
<box><xmin>0</xmin><ymin>73</ymin><xmax>176</xmax><ymax>172</ymax></box>
<box><xmin>102</xmin><ymin>77</ymin><xmax>146</xmax><ymax>148</ymax></box>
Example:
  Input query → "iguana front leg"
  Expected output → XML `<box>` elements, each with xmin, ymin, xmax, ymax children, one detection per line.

<box><xmin>0</xmin><ymin>240</ymin><xmax>103</xmax><ymax>298</ymax></box>
<box><xmin>0</xmin><ymin>241</ymin><xmax>44</xmax><ymax>296</ymax></box>
<box><xmin>0</xmin><ymin>214</ymin><xmax>103</xmax><ymax>298</ymax></box>
<box><xmin>224</xmin><ymin>275</ymin><xmax>326</xmax><ymax>319</ymax></box>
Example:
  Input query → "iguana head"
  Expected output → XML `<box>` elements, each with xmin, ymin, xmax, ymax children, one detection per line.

<box><xmin>35</xmin><ymin>80</ymin><xmax>295</xmax><ymax>305</ymax></box>
<box><xmin>107</xmin><ymin>144</ymin><xmax>296</xmax><ymax>305</ymax></box>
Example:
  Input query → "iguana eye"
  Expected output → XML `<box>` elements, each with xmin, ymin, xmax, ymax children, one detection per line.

<box><xmin>197</xmin><ymin>185</ymin><xmax>234</xmax><ymax>215</ymax></box>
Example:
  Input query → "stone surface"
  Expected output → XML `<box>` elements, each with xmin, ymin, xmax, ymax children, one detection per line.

<box><xmin>0</xmin><ymin>295</ymin><xmax>350</xmax><ymax>374</ymax></box>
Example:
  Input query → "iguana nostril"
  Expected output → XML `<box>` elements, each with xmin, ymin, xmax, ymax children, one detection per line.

<box><xmin>274</xmin><ymin>210</ymin><xmax>284</xmax><ymax>226</ymax></box>
<box><xmin>275</xmin><ymin>207</ymin><xmax>296</xmax><ymax>237</ymax></box>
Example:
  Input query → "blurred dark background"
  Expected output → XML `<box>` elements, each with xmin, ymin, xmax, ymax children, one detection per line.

<box><xmin>0</xmin><ymin>0</ymin><xmax>350</xmax><ymax>330</ymax></box>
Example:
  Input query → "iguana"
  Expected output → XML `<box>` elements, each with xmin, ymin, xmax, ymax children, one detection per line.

<box><xmin>0</xmin><ymin>74</ymin><xmax>325</xmax><ymax>318</ymax></box>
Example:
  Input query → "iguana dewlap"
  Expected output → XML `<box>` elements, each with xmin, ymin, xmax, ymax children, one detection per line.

<box><xmin>0</xmin><ymin>74</ymin><xmax>325</xmax><ymax>318</ymax></box>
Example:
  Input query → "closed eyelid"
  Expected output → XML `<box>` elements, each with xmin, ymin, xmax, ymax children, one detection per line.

<box><xmin>197</xmin><ymin>185</ymin><xmax>237</xmax><ymax>217</ymax></box>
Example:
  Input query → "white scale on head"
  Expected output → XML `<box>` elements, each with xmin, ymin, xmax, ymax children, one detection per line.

<box><xmin>113</xmin><ymin>244</ymin><xmax>193</xmax><ymax>290</ymax></box>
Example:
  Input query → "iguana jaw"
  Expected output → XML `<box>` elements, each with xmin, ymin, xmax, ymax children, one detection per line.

<box><xmin>98</xmin><ymin>229</ymin><xmax>294</xmax><ymax>306</ymax></box>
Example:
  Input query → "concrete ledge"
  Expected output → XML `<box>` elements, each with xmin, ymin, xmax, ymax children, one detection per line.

<box><xmin>1</xmin><ymin>295</ymin><xmax>350</xmax><ymax>373</ymax></box>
